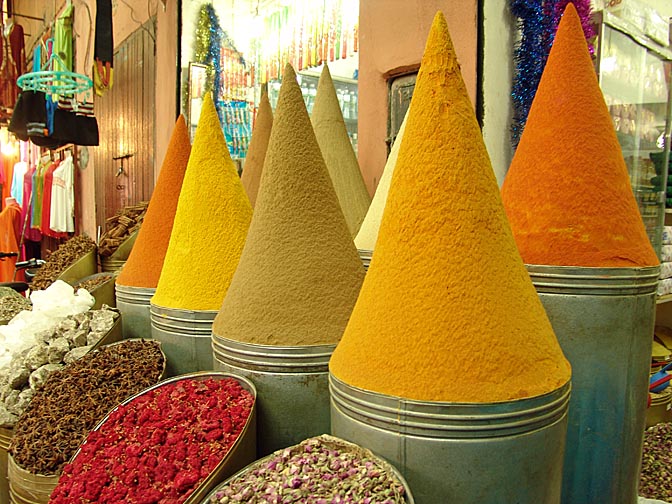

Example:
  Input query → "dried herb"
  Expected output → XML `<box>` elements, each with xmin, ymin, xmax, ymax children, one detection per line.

<box><xmin>49</xmin><ymin>377</ymin><xmax>253</xmax><ymax>503</ymax></box>
<box><xmin>640</xmin><ymin>422</ymin><xmax>672</xmax><ymax>500</ymax></box>
<box><xmin>31</xmin><ymin>235</ymin><xmax>97</xmax><ymax>291</ymax></box>
<box><xmin>76</xmin><ymin>274</ymin><xmax>113</xmax><ymax>292</ymax></box>
<box><xmin>9</xmin><ymin>339</ymin><xmax>164</xmax><ymax>475</ymax></box>
<box><xmin>0</xmin><ymin>294</ymin><xmax>31</xmax><ymax>321</ymax></box>
<box><xmin>210</xmin><ymin>435</ymin><xmax>407</xmax><ymax>503</ymax></box>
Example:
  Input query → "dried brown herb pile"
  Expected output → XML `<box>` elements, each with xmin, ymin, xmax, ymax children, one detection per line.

<box><xmin>9</xmin><ymin>339</ymin><xmax>164</xmax><ymax>476</ymax></box>
<box><xmin>640</xmin><ymin>422</ymin><xmax>672</xmax><ymax>500</ymax></box>
<box><xmin>31</xmin><ymin>236</ymin><xmax>97</xmax><ymax>291</ymax></box>
<box><xmin>0</xmin><ymin>292</ymin><xmax>31</xmax><ymax>321</ymax></box>
<box><xmin>76</xmin><ymin>274</ymin><xmax>113</xmax><ymax>293</ymax></box>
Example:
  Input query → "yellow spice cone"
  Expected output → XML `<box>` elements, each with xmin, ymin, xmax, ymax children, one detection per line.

<box><xmin>212</xmin><ymin>64</ymin><xmax>365</xmax><ymax>346</ymax></box>
<box><xmin>354</xmin><ymin>109</ymin><xmax>409</xmax><ymax>251</ymax></box>
<box><xmin>501</xmin><ymin>4</ymin><xmax>658</xmax><ymax>268</ymax></box>
<box><xmin>152</xmin><ymin>93</ymin><xmax>253</xmax><ymax>311</ymax></box>
<box><xmin>311</xmin><ymin>65</ymin><xmax>371</xmax><ymax>237</ymax></box>
<box><xmin>329</xmin><ymin>12</ymin><xmax>571</xmax><ymax>403</ymax></box>
<box><xmin>116</xmin><ymin>115</ymin><xmax>191</xmax><ymax>288</ymax></box>
<box><xmin>241</xmin><ymin>91</ymin><xmax>273</xmax><ymax>208</ymax></box>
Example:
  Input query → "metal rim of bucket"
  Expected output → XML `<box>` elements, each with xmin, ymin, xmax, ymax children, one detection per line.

<box><xmin>526</xmin><ymin>264</ymin><xmax>660</xmax><ymax>295</ymax></box>
<box><xmin>115</xmin><ymin>284</ymin><xmax>156</xmax><ymax>303</ymax></box>
<box><xmin>201</xmin><ymin>434</ymin><xmax>415</xmax><ymax>504</ymax></box>
<box><xmin>358</xmin><ymin>248</ymin><xmax>373</xmax><ymax>270</ymax></box>
<box><xmin>149</xmin><ymin>303</ymin><xmax>218</xmax><ymax>336</ymax></box>
<box><xmin>211</xmin><ymin>334</ymin><xmax>335</xmax><ymax>373</ymax></box>
<box><xmin>329</xmin><ymin>374</ymin><xmax>571</xmax><ymax>439</ymax></box>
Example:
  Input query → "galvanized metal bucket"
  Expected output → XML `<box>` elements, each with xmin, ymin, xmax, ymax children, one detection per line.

<box><xmin>150</xmin><ymin>303</ymin><xmax>216</xmax><ymax>376</ymax></box>
<box><xmin>212</xmin><ymin>335</ymin><xmax>334</xmax><ymax>457</ymax></box>
<box><xmin>330</xmin><ymin>375</ymin><xmax>571</xmax><ymax>504</ymax></box>
<box><xmin>0</xmin><ymin>427</ymin><xmax>11</xmax><ymax>504</ymax></box>
<box><xmin>358</xmin><ymin>249</ymin><xmax>373</xmax><ymax>271</ymax></box>
<box><xmin>115</xmin><ymin>284</ymin><xmax>154</xmax><ymax>339</ymax></box>
<box><xmin>527</xmin><ymin>264</ymin><xmax>659</xmax><ymax>504</ymax></box>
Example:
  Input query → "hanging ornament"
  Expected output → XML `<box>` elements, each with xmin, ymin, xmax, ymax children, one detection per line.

<box><xmin>510</xmin><ymin>0</ymin><xmax>595</xmax><ymax>149</ymax></box>
<box><xmin>510</xmin><ymin>0</ymin><xmax>546</xmax><ymax>149</ymax></box>
<box><xmin>193</xmin><ymin>3</ymin><xmax>224</xmax><ymax>121</ymax></box>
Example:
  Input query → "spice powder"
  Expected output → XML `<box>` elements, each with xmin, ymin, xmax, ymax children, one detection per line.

<box><xmin>355</xmin><ymin>109</ymin><xmax>409</xmax><ymax>252</ymax></box>
<box><xmin>501</xmin><ymin>5</ymin><xmax>658</xmax><ymax>268</ymax></box>
<box><xmin>152</xmin><ymin>94</ymin><xmax>253</xmax><ymax>311</ymax></box>
<box><xmin>311</xmin><ymin>65</ymin><xmax>371</xmax><ymax>238</ymax></box>
<box><xmin>241</xmin><ymin>91</ymin><xmax>273</xmax><ymax>208</ymax></box>
<box><xmin>212</xmin><ymin>64</ymin><xmax>365</xmax><ymax>347</ymax></box>
<box><xmin>329</xmin><ymin>12</ymin><xmax>571</xmax><ymax>403</ymax></box>
<box><xmin>116</xmin><ymin>115</ymin><xmax>191</xmax><ymax>288</ymax></box>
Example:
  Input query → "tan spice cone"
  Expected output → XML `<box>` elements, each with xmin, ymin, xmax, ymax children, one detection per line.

<box><xmin>152</xmin><ymin>93</ymin><xmax>253</xmax><ymax>311</ymax></box>
<box><xmin>501</xmin><ymin>4</ymin><xmax>658</xmax><ymax>268</ymax></box>
<box><xmin>116</xmin><ymin>115</ymin><xmax>191</xmax><ymax>288</ymax></box>
<box><xmin>329</xmin><ymin>12</ymin><xmax>571</xmax><ymax>403</ymax></box>
<box><xmin>311</xmin><ymin>65</ymin><xmax>371</xmax><ymax>237</ymax></box>
<box><xmin>213</xmin><ymin>64</ymin><xmax>365</xmax><ymax>346</ymax></box>
<box><xmin>354</xmin><ymin>109</ymin><xmax>409</xmax><ymax>251</ymax></box>
<box><xmin>241</xmin><ymin>91</ymin><xmax>273</xmax><ymax>208</ymax></box>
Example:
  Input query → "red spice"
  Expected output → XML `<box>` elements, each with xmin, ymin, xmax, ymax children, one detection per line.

<box><xmin>49</xmin><ymin>378</ymin><xmax>254</xmax><ymax>504</ymax></box>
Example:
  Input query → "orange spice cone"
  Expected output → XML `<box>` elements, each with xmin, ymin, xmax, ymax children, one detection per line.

<box><xmin>354</xmin><ymin>109</ymin><xmax>409</xmax><ymax>251</ymax></box>
<box><xmin>311</xmin><ymin>65</ymin><xmax>371</xmax><ymax>237</ymax></box>
<box><xmin>152</xmin><ymin>93</ymin><xmax>253</xmax><ymax>311</ymax></box>
<box><xmin>116</xmin><ymin>116</ymin><xmax>191</xmax><ymax>288</ymax></box>
<box><xmin>501</xmin><ymin>4</ymin><xmax>658</xmax><ymax>268</ymax></box>
<box><xmin>212</xmin><ymin>64</ymin><xmax>365</xmax><ymax>346</ymax></box>
<box><xmin>329</xmin><ymin>12</ymin><xmax>571</xmax><ymax>403</ymax></box>
<box><xmin>241</xmin><ymin>91</ymin><xmax>273</xmax><ymax>208</ymax></box>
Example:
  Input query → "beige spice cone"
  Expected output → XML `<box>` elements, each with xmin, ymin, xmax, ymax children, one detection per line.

<box><xmin>213</xmin><ymin>64</ymin><xmax>365</xmax><ymax>346</ymax></box>
<box><xmin>311</xmin><ymin>65</ymin><xmax>371</xmax><ymax>237</ymax></box>
<box><xmin>241</xmin><ymin>91</ymin><xmax>273</xmax><ymax>208</ymax></box>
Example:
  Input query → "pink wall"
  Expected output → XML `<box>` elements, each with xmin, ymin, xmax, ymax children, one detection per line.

<box><xmin>358</xmin><ymin>0</ymin><xmax>478</xmax><ymax>194</ymax></box>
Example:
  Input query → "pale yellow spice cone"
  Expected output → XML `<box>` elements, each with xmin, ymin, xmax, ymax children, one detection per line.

<box><xmin>151</xmin><ymin>93</ymin><xmax>253</xmax><ymax>311</ymax></box>
<box><xmin>311</xmin><ymin>65</ymin><xmax>371</xmax><ymax>237</ymax></box>
<box><xmin>241</xmin><ymin>91</ymin><xmax>273</xmax><ymax>208</ymax></box>
<box><xmin>329</xmin><ymin>12</ymin><xmax>571</xmax><ymax>403</ymax></box>
<box><xmin>354</xmin><ymin>109</ymin><xmax>409</xmax><ymax>251</ymax></box>
<box><xmin>212</xmin><ymin>64</ymin><xmax>365</xmax><ymax>346</ymax></box>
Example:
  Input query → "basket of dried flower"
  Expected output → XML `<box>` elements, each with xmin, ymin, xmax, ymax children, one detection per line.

<box><xmin>6</xmin><ymin>339</ymin><xmax>166</xmax><ymax>503</ymax></box>
<box><xmin>74</xmin><ymin>272</ymin><xmax>118</xmax><ymax>310</ymax></box>
<box><xmin>202</xmin><ymin>434</ymin><xmax>414</xmax><ymax>504</ymax></box>
<box><xmin>49</xmin><ymin>371</ymin><xmax>257</xmax><ymax>504</ymax></box>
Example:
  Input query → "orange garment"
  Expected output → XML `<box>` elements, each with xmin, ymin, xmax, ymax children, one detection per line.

<box><xmin>0</xmin><ymin>202</ymin><xmax>24</xmax><ymax>282</ymax></box>
<box><xmin>1</xmin><ymin>154</ymin><xmax>17</xmax><ymax>207</ymax></box>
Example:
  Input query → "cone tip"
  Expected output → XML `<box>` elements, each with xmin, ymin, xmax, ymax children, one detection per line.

<box><xmin>283</xmin><ymin>63</ymin><xmax>297</xmax><ymax>81</ymax></box>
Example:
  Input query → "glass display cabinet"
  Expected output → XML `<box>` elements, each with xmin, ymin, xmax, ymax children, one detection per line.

<box><xmin>594</xmin><ymin>10</ymin><xmax>672</xmax><ymax>257</ymax></box>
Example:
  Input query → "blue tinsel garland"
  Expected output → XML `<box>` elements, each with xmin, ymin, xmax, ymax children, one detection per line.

<box><xmin>510</xmin><ymin>0</ymin><xmax>547</xmax><ymax>149</ymax></box>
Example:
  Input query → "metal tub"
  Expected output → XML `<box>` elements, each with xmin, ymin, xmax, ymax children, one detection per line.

<box><xmin>330</xmin><ymin>375</ymin><xmax>571</xmax><ymax>504</ymax></box>
<box><xmin>212</xmin><ymin>335</ymin><xmax>334</xmax><ymax>457</ymax></box>
<box><xmin>358</xmin><ymin>249</ymin><xmax>373</xmax><ymax>271</ymax></box>
<box><xmin>527</xmin><ymin>264</ymin><xmax>659</xmax><ymax>504</ymax></box>
<box><xmin>115</xmin><ymin>284</ymin><xmax>154</xmax><ymax>339</ymax></box>
<box><xmin>150</xmin><ymin>303</ymin><xmax>216</xmax><ymax>376</ymax></box>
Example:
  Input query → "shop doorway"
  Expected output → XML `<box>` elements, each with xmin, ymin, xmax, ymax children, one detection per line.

<box><xmin>93</xmin><ymin>20</ymin><xmax>156</xmax><ymax>230</ymax></box>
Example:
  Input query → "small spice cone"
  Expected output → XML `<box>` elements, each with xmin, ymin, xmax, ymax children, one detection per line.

<box><xmin>116</xmin><ymin>115</ymin><xmax>191</xmax><ymax>288</ymax></box>
<box><xmin>501</xmin><ymin>4</ymin><xmax>658</xmax><ymax>268</ymax></box>
<box><xmin>354</xmin><ymin>109</ymin><xmax>409</xmax><ymax>251</ymax></box>
<box><xmin>329</xmin><ymin>12</ymin><xmax>570</xmax><ymax>403</ymax></box>
<box><xmin>311</xmin><ymin>65</ymin><xmax>371</xmax><ymax>237</ymax></box>
<box><xmin>213</xmin><ymin>64</ymin><xmax>365</xmax><ymax>346</ymax></box>
<box><xmin>241</xmin><ymin>91</ymin><xmax>273</xmax><ymax>208</ymax></box>
<box><xmin>152</xmin><ymin>94</ymin><xmax>253</xmax><ymax>311</ymax></box>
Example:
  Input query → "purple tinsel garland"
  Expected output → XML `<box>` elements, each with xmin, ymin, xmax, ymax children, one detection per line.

<box><xmin>510</xmin><ymin>0</ymin><xmax>594</xmax><ymax>148</ymax></box>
